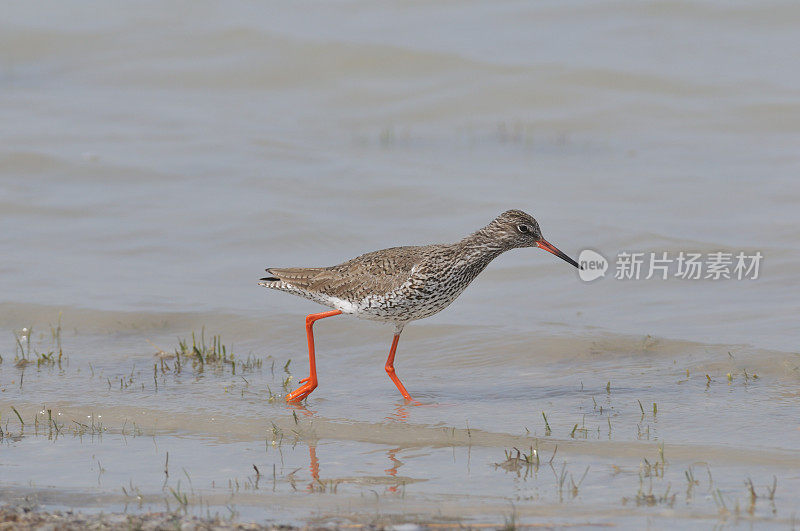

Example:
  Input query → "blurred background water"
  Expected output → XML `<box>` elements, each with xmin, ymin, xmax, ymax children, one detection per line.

<box><xmin>1</xmin><ymin>1</ymin><xmax>799</xmax><ymax>526</ymax></box>
<box><xmin>2</xmin><ymin>1</ymin><xmax>799</xmax><ymax>351</ymax></box>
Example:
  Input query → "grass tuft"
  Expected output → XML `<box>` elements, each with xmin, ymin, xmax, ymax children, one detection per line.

<box><xmin>11</xmin><ymin>318</ymin><xmax>66</xmax><ymax>369</ymax></box>
<box><xmin>541</xmin><ymin>411</ymin><xmax>551</xmax><ymax>436</ymax></box>
<box><xmin>169</xmin><ymin>327</ymin><xmax>263</xmax><ymax>374</ymax></box>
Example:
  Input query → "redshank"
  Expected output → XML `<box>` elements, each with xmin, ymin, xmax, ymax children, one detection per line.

<box><xmin>259</xmin><ymin>209</ymin><xmax>580</xmax><ymax>402</ymax></box>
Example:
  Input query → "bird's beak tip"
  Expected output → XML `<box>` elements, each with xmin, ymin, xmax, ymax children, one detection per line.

<box><xmin>537</xmin><ymin>239</ymin><xmax>581</xmax><ymax>269</ymax></box>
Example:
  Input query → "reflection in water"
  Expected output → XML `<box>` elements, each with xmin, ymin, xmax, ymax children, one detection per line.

<box><xmin>386</xmin><ymin>404</ymin><xmax>410</xmax><ymax>422</ymax></box>
<box><xmin>285</xmin><ymin>402</ymin><xmax>409</xmax><ymax>492</ymax></box>
<box><xmin>385</xmin><ymin>448</ymin><xmax>404</xmax><ymax>493</ymax></box>
<box><xmin>307</xmin><ymin>445</ymin><xmax>320</xmax><ymax>492</ymax></box>
<box><xmin>299</xmin><ymin>443</ymin><xmax>408</xmax><ymax>493</ymax></box>
<box><xmin>385</xmin><ymin>399</ymin><xmax>434</xmax><ymax>422</ymax></box>
<box><xmin>287</xmin><ymin>402</ymin><xmax>316</xmax><ymax>418</ymax></box>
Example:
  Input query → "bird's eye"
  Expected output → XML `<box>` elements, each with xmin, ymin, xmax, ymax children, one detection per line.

<box><xmin>517</xmin><ymin>224</ymin><xmax>530</xmax><ymax>234</ymax></box>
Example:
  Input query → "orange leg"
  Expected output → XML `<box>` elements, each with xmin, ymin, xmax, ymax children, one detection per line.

<box><xmin>385</xmin><ymin>332</ymin><xmax>413</xmax><ymax>400</ymax></box>
<box><xmin>286</xmin><ymin>309</ymin><xmax>342</xmax><ymax>402</ymax></box>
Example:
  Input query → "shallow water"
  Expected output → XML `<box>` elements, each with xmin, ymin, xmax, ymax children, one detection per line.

<box><xmin>2</xmin><ymin>1</ymin><xmax>800</xmax><ymax>527</ymax></box>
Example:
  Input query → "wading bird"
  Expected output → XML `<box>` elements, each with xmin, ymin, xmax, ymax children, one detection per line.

<box><xmin>259</xmin><ymin>209</ymin><xmax>580</xmax><ymax>402</ymax></box>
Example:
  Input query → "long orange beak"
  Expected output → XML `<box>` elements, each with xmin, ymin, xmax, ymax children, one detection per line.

<box><xmin>537</xmin><ymin>239</ymin><xmax>581</xmax><ymax>269</ymax></box>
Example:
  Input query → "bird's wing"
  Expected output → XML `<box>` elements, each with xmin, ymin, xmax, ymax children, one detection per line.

<box><xmin>265</xmin><ymin>245</ymin><xmax>431</xmax><ymax>301</ymax></box>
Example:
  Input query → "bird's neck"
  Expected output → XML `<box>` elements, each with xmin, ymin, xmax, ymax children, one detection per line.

<box><xmin>457</xmin><ymin>227</ymin><xmax>508</xmax><ymax>264</ymax></box>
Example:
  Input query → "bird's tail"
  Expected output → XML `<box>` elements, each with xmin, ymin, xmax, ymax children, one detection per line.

<box><xmin>258</xmin><ymin>268</ymin><xmax>281</xmax><ymax>286</ymax></box>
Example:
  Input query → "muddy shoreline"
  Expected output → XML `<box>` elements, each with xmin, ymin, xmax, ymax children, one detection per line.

<box><xmin>0</xmin><ymin>506</ymin><xmax>292</xmax><ymax>530</ymax></box>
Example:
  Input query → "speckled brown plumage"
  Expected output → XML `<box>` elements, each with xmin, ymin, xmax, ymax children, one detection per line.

<box><xmin>259</xmin><ymin>209</ymin><xmax>578</xmax><ymax>328</ymax></box>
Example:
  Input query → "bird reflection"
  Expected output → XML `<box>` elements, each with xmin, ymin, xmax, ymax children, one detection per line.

<box><xmin>284</xmin><ymin>403</ymin><xmax>423</xmax><ymax>493</ymax></box>
<box><xmin>384</xmin><ymin>447</ymin><xmax>404</xmax><ymax>493</ymax></box>
<box><xmin>287</xmin><ymin>401</ymin><xmax>316</xmax><ymax>418</ymax></box>
<box><xmin>386</xmin><ymin>404</ymin><xmax>410</xmax><ymax>422</ymax></box>
<box><xmin>297</xmin><ymin>444</ymin><xmax>410</xmax><ymax>494</ymax></box>
<box><xmin>307</xmin><ymin>444</ymin><xmax>320</xmax><ymax>492</ymax></box>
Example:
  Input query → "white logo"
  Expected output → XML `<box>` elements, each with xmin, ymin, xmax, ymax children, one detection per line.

<box><xmin>578</xmin><ymin>249</ymin><xmax>608</xmax><ymax>282</ymax></box>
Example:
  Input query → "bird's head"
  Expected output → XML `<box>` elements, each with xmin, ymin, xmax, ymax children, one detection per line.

<box><xmin>488</xmin><ymin>209</ymin><xmax>581</xmax><ymax>269</ymax></box>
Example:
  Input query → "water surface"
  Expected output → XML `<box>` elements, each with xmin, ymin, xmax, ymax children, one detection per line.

<box><xmin>1</xmin><ymin>1</ymin><xmax>799</xmax><ymax>527</ymax></box>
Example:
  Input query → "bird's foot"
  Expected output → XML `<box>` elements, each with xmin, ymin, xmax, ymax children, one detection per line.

<box><xmin>298</xmin><ymin>377</ymin><xmax>310</xmax><ymax>385</ymax></box>
<box><xmin>286</xmin><ymin>380</ymin><xmax>317</xmax><ymax>402</ymax></box>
